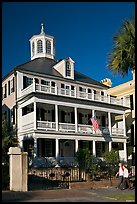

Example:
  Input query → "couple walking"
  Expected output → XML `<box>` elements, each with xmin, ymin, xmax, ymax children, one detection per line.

<box><xmin>116</xmin><ymin>162</ymin><xmax>131</xmax><ymax>190</ymax></box>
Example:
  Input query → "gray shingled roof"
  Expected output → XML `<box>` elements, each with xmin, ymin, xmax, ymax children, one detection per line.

<box><xmin>14</xmin><ymin>57</ymin><xmax>108</xmax><ymax>88</ymax></box>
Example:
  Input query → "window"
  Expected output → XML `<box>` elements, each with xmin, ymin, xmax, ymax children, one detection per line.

<box><xmin>22</xmin><ymin>103</ymin><xmax>34</xmax><ymax>116</ymax></box>
<box><xmin>71</xmin><ymin>85</ymin><xmax>74</xmax><ymax>90</ymax></box>
<box><xmin>51</xmin><ymin>81</ymin><xmax>55</xmax><ymax>87</ymax></box>
<box><xmin>35</xmin><ymin>78</ymin><xmax>39</xmax><ymax>84</ymax></box>
<box><xmin>11</xmin><ymin>77</ymin><xmax>14</xmax><ymax>93</ymax></box>
<box><xmin>8</xmin><ymin>81</ymin><xmax>10</xmax><ymax>95</ymax></box>
<box><xmin>46</xmin><ymin>40</ymin><xmax>51</xmax><ymax>54</ymax></box>
<box><xmin>41</xmin><ymin>80</ymin><xmax>50</xmax><ymax>86</ymax></box>
<box><xmin>32</xmin><ymin>42</ymin><xmax>35</xmax><ymax>56</ymax></box>
<box><xmin>79</xmin><ymin>87</ymin><xmax>86</xmax><ymax>92</ymax></box>
<box><xmin>61</xmin><ymin>83</ymin><xmax>65</xmax><ymax>89</ymax></box>
<box><xmin>37</xmin><ymin>40</ymin><xmax>43</xmax><ymax>53</ymax></box>
<box><xmin>4</xmin><ymin>84</ymin><xmax>7</xmax><ymax>98</ymax></box>
<box><xmin>66</xmin><ymin>61</ymin><xmax>71</xmax><ymax>77</ymax></box>
<box><xmin>23</xmin><ymin>76</ymin><xmax>33</xmax><ymax>89</ymax></box>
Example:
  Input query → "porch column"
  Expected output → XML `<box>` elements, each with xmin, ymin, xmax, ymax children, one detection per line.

<box><xmin>108</xmin><ymin>112</ymin><xmax>112</xmax><ymax>135</ymax></box>
<box><xmin>34</xmin><ymin>101</ymin><xmax>37</xmax><ymax>130</ymax></box>
<box><xmin>33</xmin><ymin>138</ymin><xmax>37</xmax><ymax>158</ymax></box>
<box><xmin>56</xmin><ymin>138</ymin><xmax>59</xmax><ymax>159</ymax></box>
<box><xmin>33</xmin><ymin>78</ymin><xmax>35</xmax><ymax>92</ymax></box>
<box><xmin>124</xmin><ymin>142</ymin><xmax>127</xmax><ymax>162</ymax></box>
<box><xmin>92</xmin><ymin>110</ymin><xmax>95</xmax><ymax>133</ymax></box>
<box><xmin>123</xmin><ymin>113</ymin><xmax>126</xmax><ymax>136</ymax></box>
<box><xmin>55</xmin><ymin>104</ymin><xmax>58</xmax><ymax>131</ymax></box>
<box><xmin>93</xmin><ymin>140</ymin><xmax>96</xmax><ymax>156</ymax></box>
<box><xmin>109</xmin><ymin>141</ymin><xmax>112</xmax><ymax>152</ymax></box>
<box><xmin>75</xmin><ymin>107</ymin><xmax>78</xmax><ymax>132</ymax></box>
<box><xmin>75</xmin><ymin>139</ymin><xmax>78</xmax><ymax>153</ymax></box>
<box><xmin>92</xmin><ymin>90</ymin><xmax>94</xmax><ymax>100</ymax></box>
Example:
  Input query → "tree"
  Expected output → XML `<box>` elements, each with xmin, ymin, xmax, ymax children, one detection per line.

<box><xmin>107</xmin><ymin>16</ymin><xmax>135</xmax><ymax>76</ymax></box>
<box><xmin>102</xmin><ymin>150</ymin><xmax>120</xmax><ymax>185</ymax></box>
<box><xmin>2</xmin><ymin>118</ymin><xmax>18</xmax><ymax>163</ymax></box>
<box><xmin>75</xmin><ymin>148</ymin><xmax>93</xmax><ymax>181</ymax></box>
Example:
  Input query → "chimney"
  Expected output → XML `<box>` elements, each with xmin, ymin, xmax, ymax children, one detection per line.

<box><xmin>100</xmin><ymin>78</ymin><xmax>112</xmax><ymax>87</ymax></box>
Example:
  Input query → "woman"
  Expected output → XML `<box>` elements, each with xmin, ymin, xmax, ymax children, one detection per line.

<box><xmin>115</xmin><ymin>162</ymin><xmax>124</xmax><ymax>189</ymax></box>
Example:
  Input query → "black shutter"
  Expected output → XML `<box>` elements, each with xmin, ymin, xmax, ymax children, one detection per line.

<box><xmin>23</xmin><ymin>76</ymin><xmax>27</xmax><ymax>89</ymax></box>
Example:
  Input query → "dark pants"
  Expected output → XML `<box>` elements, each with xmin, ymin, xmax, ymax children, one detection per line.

<box><xmin>117</xmin><ymin>176</ymin><xmax>123</xmax><ymax>189</ymax></box>
<box><xmin>122</xmin><ymin>177</ymin><xmax>131</xmax><ymax>189</ymax></box>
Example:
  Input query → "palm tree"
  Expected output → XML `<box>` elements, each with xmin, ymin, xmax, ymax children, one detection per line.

<box><xmin>107</xmin><ymin>17</ymin><xmax>135</xmax><ymax>76</ymax></box>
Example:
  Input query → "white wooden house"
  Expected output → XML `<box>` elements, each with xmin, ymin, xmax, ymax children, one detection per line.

<box><xmin>2</xmin><ymin>24</ymin><xmax>130</xmax><ymax>167</ymax></box>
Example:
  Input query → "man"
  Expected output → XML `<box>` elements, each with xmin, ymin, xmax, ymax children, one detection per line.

<box><xmin>115</xmin><ymin>162</ymin><xmax>124</xmax><ymax>189</ymax></box>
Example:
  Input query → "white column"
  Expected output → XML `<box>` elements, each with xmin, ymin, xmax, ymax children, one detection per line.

<box><xmin>108</xmin><ymin>112</ymin><xmax>112</xmax><ymax>135</ymax></box>
<box><xmin>108</xmin><ymin>94</ymin><xmax>110</xmax><ymax>103</ymax></box>
<box><xmin>109</xmin><ymin>141</ymin><xmax>112</xmax><ymax>152</ymax></box>
<box><xmin>124</xmin><ymin>142</ymin><xmax>127</xmax><ymax>162</ymax></box>
<box><xmin>92</xmin><ymin>90</ymin><xmax>94</xmax><ymax>100</ymax></box>
<box><xmin>34</xmin><ymin>101</ymin><xmax>37</xmax><ymax>130</ymax></box>
<box><xmin>92</xmin><ymin>109</ymin><xmax>95</xmax><ymax>117</ymax></box>
<box><xmin>55</xmin><ymin>83</ymin><xmax>57</xmax><ymax>95</ymax></box>
<box><xmin>75</xmin><ymin>107</ymin><xmax>78</xmax><ymax>132</ymax></box>
<box><xmin>33</xmin><ymin>138</ymin><xmax>37</xmax><ymax>158</ymax></box>
<box><xmin>33</xmin><ymin>78</ymin><xmax>35</xmax><ymax>92</ymax></box>
<box><xmin>19</xmin><ymin>108</ymin><xmax>22</xmax><ymax>132</ymax></box>
<box><xmin>56</xmin><ymin>138</ymin><xmax>59</xmax><ymax>159</ymax></box>
<box><xmin>55</xmin><ymin>104</ymin><xmax>58</xmax><ymax>131</ymax></box>
<box><xmin>123</xmin><ymin>113</ymin><xmax>126</xmax><ymax>136</ymax></box>
<box><xmin>92</xmin><ymin>110</ymin><xmax>95</xmax><ymax>134</ymax></box>
<box><xmin>93</xmin><ymin>140</ymin><xmax>96</xmax><ymax>156</ymax></box>
<box><xmin>75</xmin><ymin>139</ymin><xmax>78</xmax><ymax>153</ymax></box>
<box><xmin>74</xmin><ymin>87</ymin><xmax>77</xmax><ymax>98</ymax></box>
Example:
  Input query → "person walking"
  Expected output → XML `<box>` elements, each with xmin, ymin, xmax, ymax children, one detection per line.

<box><xmin>115</xmin><ymin>162</ymin><xmax>124</xmax><ymax>189</ymax></box>
<box><xmin>121</xmin><ymin>163</ymin><xmax>131</xmax><ymax>190</ymax></box>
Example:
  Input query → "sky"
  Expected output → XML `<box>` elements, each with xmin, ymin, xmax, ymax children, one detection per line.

<box><xmin>2</xmin><ymin>2</ymin><xmax>135</xmax><ymax>87</ymax></box>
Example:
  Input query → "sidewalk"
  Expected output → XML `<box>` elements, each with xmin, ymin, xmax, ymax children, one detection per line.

<box><xmin>2</xmin><ymin>186</ymin><xmax>135</xmax><ymax>202</ymax></box>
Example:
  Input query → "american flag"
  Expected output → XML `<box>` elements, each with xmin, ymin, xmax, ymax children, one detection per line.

<box><xmin>90</xmin><ymin>116</ymin><xmax>99</xmax><ymax>132</ymax></box>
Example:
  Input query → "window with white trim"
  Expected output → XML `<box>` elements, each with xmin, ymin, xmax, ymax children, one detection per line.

<box><xmin>66</xmin><ymin>61</ymin><xmax>71</xmax><ymax>77</ymax></box>
<box><xmin>37</xmin><ymin>40</ymin><xmax>43</xmax><ymax>53</ymax></box>
<box><xmin>46</xmin><ymin>40</ymin><xmax>51</xmax><ymax>54</ymax></box>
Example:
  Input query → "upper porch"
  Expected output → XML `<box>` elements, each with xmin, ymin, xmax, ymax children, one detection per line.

<box><xmin>18</xmin><ymin>77</ymin><xmax>130</xmax><ymax>108</ymax></box>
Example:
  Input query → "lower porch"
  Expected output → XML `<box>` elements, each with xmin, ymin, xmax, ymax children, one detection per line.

<box><xmin>22</xmin><ymin>138</ymin><xmax>126</xmax><ymax>168</ymax></box>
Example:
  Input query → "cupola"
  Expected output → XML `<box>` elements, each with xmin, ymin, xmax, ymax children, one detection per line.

<box><xmin>29</xmin><ymin>23</ymin><xmax>55</xmax><ymax>60</ymax></box>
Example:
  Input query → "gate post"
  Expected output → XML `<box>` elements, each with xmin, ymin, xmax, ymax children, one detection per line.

<box><xmin>8</xmin><ymin>147</ymin><xmax>28</xmax><ymax>191</ymax></box>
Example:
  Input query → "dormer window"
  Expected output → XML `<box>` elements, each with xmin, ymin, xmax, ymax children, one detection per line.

<box><xmin>46</xmin><ymin>40</ymin><xmax>51</xmax><ymax>54</ymax></box>
<box><xmin>66</xmin><ymin>61</ymin><xmax>71</xmax><ymax>77</ymax></box>
<box><xmin>32</xmin><ymin>42</ymin><xmax>35</xmax><ymax>56</ymax></box>
<box><xmin>37</xmin><ymin>40</ymin><xmax>43</xmax><ymax>53</ymax></box>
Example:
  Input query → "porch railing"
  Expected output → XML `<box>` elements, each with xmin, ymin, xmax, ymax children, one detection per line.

<box><xmin>19</xmin><ymin>82</ymin><xmax>130</xmax><ymax>108</ymax></box>
<box><xmin>21</xmin><ymin>119</ymin><xmax>125</xmax><ymax>137</ymax></box>
<box><xmin>37</xmin><ymin>121</ymin><xmax>56</xmax><ymax>130</ymax></box>
<box><xmin>59</xmin><ymin>123</ymin><xmax>75</xmax><ymax>132</ymax></box>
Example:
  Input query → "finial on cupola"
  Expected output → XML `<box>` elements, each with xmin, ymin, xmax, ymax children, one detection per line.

<box><xmin>40</xmin><ymin>23</ymin><xmax>45</xmax><ymax>34</ymax></box>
